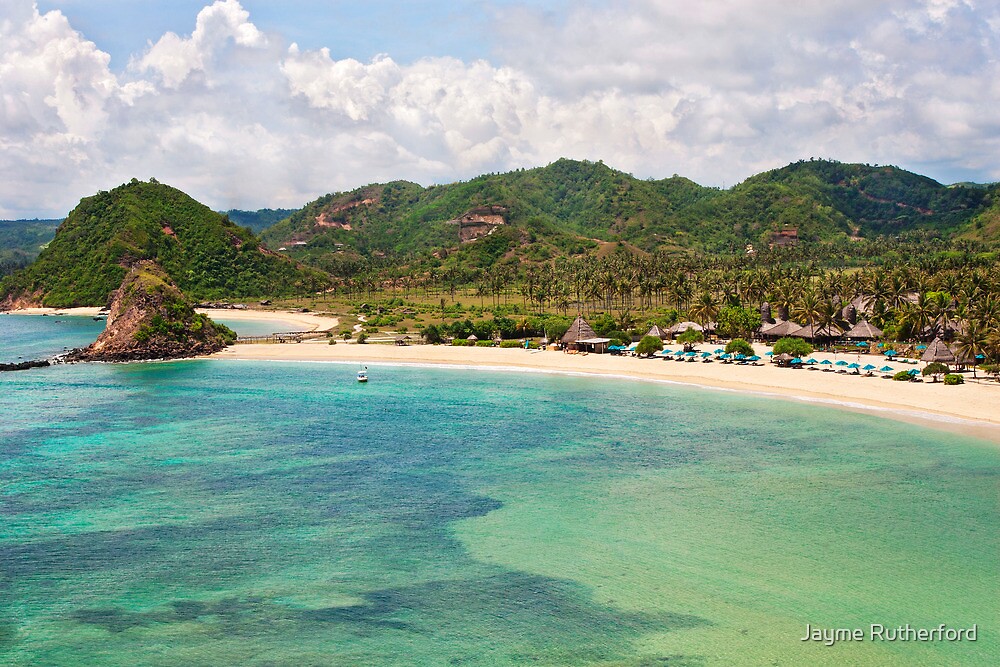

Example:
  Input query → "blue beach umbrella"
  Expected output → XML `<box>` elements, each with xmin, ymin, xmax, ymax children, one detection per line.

<box><xmin>686</xmin><ymin>351</ymin><xmax>697</xmax><ymax>357</ymax></box>
<box><xmin>879</xmin><ymin>365</ymin><xmax>894</xmax><ymax>372</ymax></box>
<box><xmin>976</xmin><ymin>354</ymin><xmax>986</xmax><ymax>360</ymax></box>
<box><xmin>878</xmin><ymin>342</ymin><xmax>885</xmax><ymax>347</ymax></box>
<box><xmin>848</xmin><ymin>363</ymin><xmax>860</xmax><ymax>369</ymax></box>
<box><xmin>916</xmin><ymin>344</ymin><xmax>927</xmax><ymax>350</ymax></box>
<box><xmin>855</xmin><ymin>342</ymin><xmax>867</xmax><ymax>348</ymax></box>
<box><xmin>805</xmin><ymin>358</ymin><xmax>818</xmax><ymax>364</ymax></box>
<box><xmin>735</xmin><ymin>353</ymin><xmax>746</xmax><ymax>360</ymax></box>
<box><xmin>835</xmin><ymin>360</ymin><xmax>849</xmax><ymax>367</ymax></box>
<box><xmin>819</xmin><ymin>359</ymin><xmax>833</xmax><ymax>365</ymax></box>
<box><xmin>863</xmin><ymin>364</ymin><xmax>877</xmax><ymax>371</ymax></box>
<box><xmin>883</xmin><ymin>349</ymin><xmax>897</xmax><ymax>356</ymax></box>
<box><xmin>747</xmin><ymin>355</ymin><xmax>761</xmax><ymax>361</ymax></box>
<box><xmin>908</xmin><ymin>368</ymin><xmax>920</xmax><ymax>376</ymax></box>
<box><xmin>701</xmin><ymin>352</ymin><xmax>712</xmax><ymax>358</ymax></box>
<box><xmin>791</xmin><ymin>357</ymin><xmax>803</xmax><ymax>364</ymax></box>
<box><xmin>764</xmin><ymin>351</ymin><xmax>773</xmax><ymax>356</ymax></box>
<box><xmin>720</xmin><ymin>353</ymin><xmax>732</xmax><ymax>359</ymax></box>
<box><xmin>713</xmin><ymin>348</ymin><xmax>725</xmax><ymax>354</ymax></box>
<box><xmin>661</xmin><ymin>349</ymin><xmax>672</xmax><ymax>354</ymax></box>
<box><xmin>675</xmin><ymin>350</ymin><xmax>685</xmax><ymax>356</ymax></box>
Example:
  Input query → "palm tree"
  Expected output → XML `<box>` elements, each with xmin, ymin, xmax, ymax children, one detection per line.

<box><xmin>954</xmin><ymin>320</ymin><xmax>990</xmax><ymax>379</ymax></box>
<box><xmin>689</xmin><ymin>291</ymin><xmax>720</xmax><ymax>326</ymax></box>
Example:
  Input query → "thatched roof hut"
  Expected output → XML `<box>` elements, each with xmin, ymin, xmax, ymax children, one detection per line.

<box><xmin>759</xmin><ymin>319</ymin><xmax>801</xmax><ymax>338</ymax></box>
<box><xmin>645</xmin><ymin>324</ymin><xmax>668</xmax><ymax>340</ymax></box>
<box><xmin>845</xmin><ymin>319</ymin><xmax>883</xmax><ymax>340</ymax></box>
<box><xmin>921</xmin><ymin>337</ymin><xmax>956</xmax><ymax>364</ymax></box>
<box><xmin>667</xmin><ymin>321</ymin><xmax>703</xmax><ymax>335</ymax></box>
<box><xmin>793</xmin><ymin>323</ymin><xmax>843</xmax><ymax>340</ymax></box>
<box><xmin>561</xmin><ymin>315</ymin><xmax>598</xmax><ymax>344</ymax></box>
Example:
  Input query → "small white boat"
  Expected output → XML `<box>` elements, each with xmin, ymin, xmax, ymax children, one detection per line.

<box><xmin>357</xmin><ymin>367</ymin><xmax>368</xmax><ymax>383</ymax></box>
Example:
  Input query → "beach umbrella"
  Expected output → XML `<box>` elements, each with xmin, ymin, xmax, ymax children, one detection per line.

<box><xmin>747</xmin><ymin>355</ymin><xmax>761</xmax><ymax>361</ymax></box>
<box><xmin>878</xmin><ymin>343</ymin><xmax>885</xmax><ymax>347</ymax></box>
<box><xmin>805</xmin><ymin>358</ymin><xmax>818</xmax><ymax>364</ymax></box>
<box><xmin>713</xmin><ymin>348</ymin><xmax>725</xmax><ymax>354</ymax></box>
<box><xmin>908</xmin><ymin>368</ymin><xmax>920</xmax><ymax>376</ymax></box>
<box><xmin>855</xmin><ymin>342</ymin><xmax>867</xmax><ymax>348</ymax></box>
<box><xmin>735</xmin><ymin>353</ymin><xmax>746</xmax><ymax>360</ymax></box>
<box><xmin>835</xmin><ymin>360</ymin><xmax>849</xmax><ymax>367</ymax></box>
<box><xmin>883</xmin><ymin>349</ymin><xmax>897</xmax><ymax>356</ymax></box>
<box><xmin>701</xmin><ymin>352</ymin><xmax>712</xmax><ymax>358</ymax></box>
<box><xmin>675</xmin><ymin>350</ymin><xmax>685</xmax><ymax>356</ymax></box>
<box><xmin>764</xmin><ymin>351</ymin><xmax>773</xmax><ymax>356</ymax></box>
<box><xmin>916</xmin><ymin>344</ymin><xmax>927</xmax><ymax>350</ymax></box>
<box><xmin>686</xmin><ymin>351</ymin><xmax>697</xmax><ymax>356</ymax></box>
<box><xmin>976</xmin><ymin>353</ymin><xmax>986</xmax><ymax>360</ymax></box>
<box><xmin>819</xmin><ymin>359</ymin><xmax>833</xmax><ymax>365</ymax></box>
<box><xmin>879</xmin><ymin>365</ymin><xmax>894</xmax><ymax>372</ymax></box>
<box><xmin>848</xmin><ymin>363</ymin><xmax>860</xmax><ymax>369</ymax></box>
<box><xmin>863</xmin><ymin>364</ymin><xmax>877</xmax><ymax>371</ymax></box>
<box><xmin>720</xmin><ymin>353</ymin><xmax>731</xmax><ymax>359</ymax></box>
<box><xmin>791</xmin><ymin>357</ymin><xmax>803</xmax><ymax>364</ymax></box>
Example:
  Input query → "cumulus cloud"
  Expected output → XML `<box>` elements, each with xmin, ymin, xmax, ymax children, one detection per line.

<box><xmin>0</xmin><ymin>0</ymin><xmax>997</xmax><ymax>218</ymax></box>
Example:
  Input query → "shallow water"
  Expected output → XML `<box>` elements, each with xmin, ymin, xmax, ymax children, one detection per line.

<box><xmin>1</xmin><ymin>357</ymin><xmax>996</xmax><ymax>666</ymax></box>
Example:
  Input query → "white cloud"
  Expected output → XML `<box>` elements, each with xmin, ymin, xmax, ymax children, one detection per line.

<box><xmin>1</xmin><ymin>0</ymin><xmax>998</xmax><ymax>219</ymax></box>
<box><xmin>135</xmin><ymin>0</ymin><xmax>267</xmax><ymax>88</ymax></box>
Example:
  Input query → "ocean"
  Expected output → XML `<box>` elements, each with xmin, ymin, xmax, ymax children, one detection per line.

<box><xmin>1</xmin><ymin>316</ymin><xmax>997</xmax><ymax>665</ymax></box>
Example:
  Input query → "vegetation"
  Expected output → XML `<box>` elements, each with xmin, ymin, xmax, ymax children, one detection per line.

<box><xmin>725</xmin><ymin>338</ymin><xmax>755</xmax><ymax>357</ymax></box>
<box><xmin>636</xmin><ymin>335</ymin><xmax>664</xmax><ymax>357</ymax></box>
<box><xmin>773</xmin><ymin>337</ymin><xmax>813</xmax><ymax>357</ymax></box>
<box><xmin>0</xmin><ymin>218</ymin><xmax>61</xmax><ymax>277</ymax></box>
<box><xmin>943</xmin><ymin>373</ymin><xmax>964</xmax><ymax>385</ymax></box>
<box><xmin>1</xmin><ymin>179</ymin><xmax>329</xmax><ymax>307</ymax></box>
<box><xmin>223</xmin><ymin>208</ymin><xmax>296</xmax><ymax>234</ymax></box>
<box><xmin>921</xmin><ymin>362</ymin><xmax>949</xmax><ymax>382</ymax></box>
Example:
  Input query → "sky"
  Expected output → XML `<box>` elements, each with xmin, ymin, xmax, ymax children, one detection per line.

<box><xmin>2</xmin><ymin>0</ymin><xmax>998</xmax><ymax>218</ymax></box>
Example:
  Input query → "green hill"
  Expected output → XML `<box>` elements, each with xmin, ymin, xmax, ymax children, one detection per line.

<box><xmin>261</xmin><ymin>159</ymin><xmax>994</xmax><ymax>272</ymax></box>
<box><xmin>223</xmin><ymin>208</ymin><xmax>297</xmax><ymax>234</ymax></box>
<box><xmin>1</xmin><ymin>179</ymin><xmax>329</xmax><ymax>307</ymax></box>
<box><xmin>0</xmin><ymin>218</ymin><xmax>62</xmax><ymax>277</ymax></box>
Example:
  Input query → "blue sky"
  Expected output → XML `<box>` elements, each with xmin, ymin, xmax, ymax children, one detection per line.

<box><xmin>36</xmin><ymin>1</ymin><xmax>570</xmax><ymax>68</ymax></box>
<box><xmin>4</xmin><ymin>0</ymin><xmax>999</xmax><ymax>218</ymax></box>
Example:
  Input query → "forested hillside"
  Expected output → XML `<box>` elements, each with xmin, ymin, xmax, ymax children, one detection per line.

<box><xmin>262</xmin><ymin>159</ymin><xmax>996</xmax><ymax>276</ymax></box>
<box><xmin>0</xmin><ymin>179</ymin><xmax>329</xmax><ymax>307</ymax></box>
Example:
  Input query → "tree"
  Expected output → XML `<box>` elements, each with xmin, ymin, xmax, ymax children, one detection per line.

<box><xmin>772</xmin><ymin>336</ymin><xmax>812</xmax><ymax>357</ymax></box>
<box><xmin>922</xmin><ymin>361</ymin><xmax>949</xmax><ymax>382</ymax></box>
<box><xmin>677</xmin><ymin>328</ymin><xmax>704</xmax><ymax>348</ymax></box>
<box><xmin>716</xmin><ymin>306</ymin><xmax>762</xmax><ymax>340</ymax></box>
<box><xmin>636</xmin><ymin>335</ymin><xmax>664</xmax><ymax>357</ymax></box>
<box><xmin>954</xmin><ymin>320</ymin><xmax>989</xmax><ymax>379</ymax></box>
<box><xmin>422</xmin><ymin>323</ymin><xmax>443</xmax><ymax>344</ymax></box>
<box><xmin>725</xmin><ymin>338</ymin><xmax>755</xmax><ymax>357</ymax></box>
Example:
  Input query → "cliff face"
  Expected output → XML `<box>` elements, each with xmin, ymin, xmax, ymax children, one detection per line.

<box><xmin>70</xmin><ymin>261</ymin><xmax>236</xmax><ymax>362</ymax></box>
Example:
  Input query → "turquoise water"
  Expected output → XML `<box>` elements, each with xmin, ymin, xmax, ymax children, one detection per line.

<box><xmin>0</xmin><ymin>315</ymin><xmax>105</xmax><ymax>363</ymax></box>
<box><xmin>0</xmin><ymin>315</ymin><xmax>296</xmax><ymax>363</ymax></box>
<box><xmin>1</xmin><ymin>326</ymin><xmax>997</xmax><ymax>664</ymax></box>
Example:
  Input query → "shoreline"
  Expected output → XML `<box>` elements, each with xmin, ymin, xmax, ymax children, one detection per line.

<box><xmin>4</xmin><ymin>306</ymin><xmax>338</xmax><ymax>332</ymax></box>
<box><xmin>212</xmin><ymin>342</ymin><xmax>1000</xmax><ymax>444</ymax></box>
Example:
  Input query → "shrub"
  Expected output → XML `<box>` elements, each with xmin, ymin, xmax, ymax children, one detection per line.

<box><xmin>451</xmin><ymin>338</ymin><xmax>473</xmax><ymax>346</ymax></box>
<box><xmin>357</xmin><ymin>332</ymin><xmax>368</xmax><ymax>344</ymax></box>
<box><xmin>773</xmin><ymin>337</ymin><xmax>812</xmax><ymax>358</ymax></box>
<box><xmin>499</xmin><ymin>340</ymin><xmax>523</xmax><ymax>348</ymax></box>
<box><xmin>476</xmin><ymin>340</ymin><xmax>494</xmax><ymax>347</ymax></box>
<box><xmin>892</xmin><ymin>370</ymin><xmax>912</xmax><ymax>381</ymax></box>
<box><xmin>636</xmin><ymin>335</ymin><xmax>664</xmax><ymax>357</ymax></box>
<box><xmin>943</xmin><ymin>374</ymin><xmax>964</xmax><ymax>385</ymax></box>
<box><xmin>725</xmin><ymin>338</ymin><xmax>754</xmax><ymax>357</ymax></box>
<box><xmin>677</xmin><ymin>329</ymin><xmax>704</xmax><ymax>345</ymax></box>
<box><xmin>922</xmin><ymin>362</ymin><xmax>949</xmax><ymax>381</ymax></box>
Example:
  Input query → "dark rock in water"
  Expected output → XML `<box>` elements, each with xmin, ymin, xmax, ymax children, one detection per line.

<box><xmin>67</xmin><ymin>261</ymin><xmax>236</xmax><ymax>363</ymax></box>
<box><xmin>0</xmin><ymin>359</ymin><xmax>51</xmax><ymax>372</ymax></box>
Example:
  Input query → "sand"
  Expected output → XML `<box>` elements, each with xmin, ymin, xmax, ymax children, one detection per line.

<box><xmin>214</xmin><ymin>340</ymin><xmax>1000</xmax><ymax>443</ymax></box>
<box><xmin>7</xmin><ymin>306</ymin><xmax>338</xmax><ymax>332</ymax></box>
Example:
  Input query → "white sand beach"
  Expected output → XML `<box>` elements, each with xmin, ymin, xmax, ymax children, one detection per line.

<box><xmin>7</xmin><ymin>306</ymin><xmax>338</xmax><ymax>332</ymax></box>
<box><xmin>214</xmin><ymin>341</ymin><xmax>1000</xmax><ymax>443</ymax></box>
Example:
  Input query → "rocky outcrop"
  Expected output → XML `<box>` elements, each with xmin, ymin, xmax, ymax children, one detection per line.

<box><xmin>447</xmin><ymin>206</ymin><xmax>508</xmax><ymax>243</ymax></box>
<box><xmin>68</xmin><ymin>261</ymin><xmax>235</xmax><ymax>362</ymax></box>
